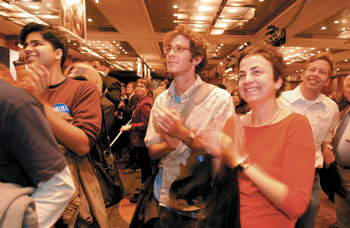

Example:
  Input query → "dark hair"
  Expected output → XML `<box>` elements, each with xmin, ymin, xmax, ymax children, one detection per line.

<box><xmin>217</xmin><ymin>83</ymin><xmax>226</xmax><ymax>90</ymax></box>
<box><xmin>304</xmin><ymin>52</ymin><xmax>334</xmax><ymax>78</ymax></box>
<box><xmin>136</xmin><ymin>78</ymin><xmax>153</xmax><ymax>97</ymax></box>
<box><xmin>164</xmin><ymin>25</ymin><xmax>207</xmax><ymax>74</ymax></box>
<box><xmin>237</xmin><ymin>43</ymin><xmax>287</xmax><ymax>97</ymax></box>
<box><xmin>20</xmin><ymin>22</ymin><xmax>68</xmax><ymax>67</ymax></box>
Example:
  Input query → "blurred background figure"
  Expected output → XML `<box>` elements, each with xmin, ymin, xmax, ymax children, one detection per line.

<box><xmin>120</xmin><ymin>78</ymin><xmax>154</xmax><ymax>203</ymax></box>
<box><xmin>231</xmin><ymin>89</ymin><xmax>251</xmax><ymax>115</ymax></box>
<box><xmin>153</xmin><ymin>77</ymin><xmax>170</xmax><ymax>101</ymax></box>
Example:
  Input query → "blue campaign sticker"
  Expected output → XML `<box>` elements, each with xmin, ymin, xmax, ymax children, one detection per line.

<box><xmin>197</xmin><ymin>155</ymin><xmax>204</xmax><ymax>163</ymax></box>
<box><xmin>53</xmin><ymin>103</ymin><xmax>70</xmax><ymax>113</ymax></box>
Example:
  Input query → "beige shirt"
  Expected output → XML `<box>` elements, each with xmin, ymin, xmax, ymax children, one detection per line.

<box><xmin>145</xmin><ymin>76</ymin><xmax>234</xmax><ymax>208</ymax></box>
<box><xmin>278</xmin><ymin>85</ymin><xmax>339</xmax><ymax>168</ymax></box>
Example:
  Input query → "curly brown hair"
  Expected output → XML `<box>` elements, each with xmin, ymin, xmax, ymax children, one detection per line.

<box><xmin>237</xmin><ymin>43</ymin><xmax>287</xmax><ymax>98</ymax></box>
<box><xmin>163</xmin><ymin>25</ymin><xmax>207</xmax><ymax>74</ymax></box>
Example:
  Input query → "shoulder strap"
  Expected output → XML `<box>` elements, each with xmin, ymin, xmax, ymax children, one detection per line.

<box><xmin>180</xmin><ymin>82</ymin><xmax>216</xmax><ymax>122</ymax></box>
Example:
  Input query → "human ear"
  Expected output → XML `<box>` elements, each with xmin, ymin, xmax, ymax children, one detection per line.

<box><xmin>55</xmin><ymin>49</ymin><xmax>63</xmax><ymax>60</ymax></box>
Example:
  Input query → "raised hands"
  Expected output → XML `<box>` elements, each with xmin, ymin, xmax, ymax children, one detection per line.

<box><xmin>16</xmin><ymin>64</ymin><xmax>51</xmax><ymax>99</ymax></box>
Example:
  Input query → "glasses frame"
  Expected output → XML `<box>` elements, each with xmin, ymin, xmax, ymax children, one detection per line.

<box><xmin>163</xmin><ymin>45</ymin><xmax>190</xmax><ymax>55</ymax></box>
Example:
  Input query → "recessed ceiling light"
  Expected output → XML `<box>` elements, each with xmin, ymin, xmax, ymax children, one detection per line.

<box><xmin>28</xmin><ymin>5</ymin><xmax>40</xmax><ymax>10</ymax></box>
<box><xmin>228</xmin><ymin>8</ymin><xmax>238</xmax><ymax>13</ymax></box>
<box><xmin>334</xmin><ymin>20</ymin><xmax>339</xmax><ymax>24</ymax></box>
<box><xmin>88</xmin><ymin>18</ymin><xmax>92</xmax><ymax>22</ymax></box>
<box><xmin>198</xmin><ymin>5</ymin><xmax>212</xmax><ymax>12</ymax></box>
<box><xmin>326</xmin><ymin>48</ymin><xmax>329</xmax><ymax>51</ymax></box>
<box><xmin>95</xmin><ymin>0</ymin><xmax>99</xmax><ymax>3</ymax></box>
<box><xmin>259</xmin><ymin>0</ymin><xmax>264</xmax><ymax>2</ymax></box>
<box><xmin>321</xmin><ymin>26</ymin><xmax>326</xmax><ymax>30</ymax></box>
<box><xmin>173</xmin><ymin>5</ymin><xmax>178</xmax><ymax>9</ymax></box>
<box><xmin>220</xmin><ymin>43</ymin><xmax>224</xmax><ymax>46</ymax></box>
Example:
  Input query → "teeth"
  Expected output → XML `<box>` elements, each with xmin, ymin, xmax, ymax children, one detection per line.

<box><xmin>246</xmin><ymin>88</ymin><xmax>258</xmax><ymax>92</ymax></box>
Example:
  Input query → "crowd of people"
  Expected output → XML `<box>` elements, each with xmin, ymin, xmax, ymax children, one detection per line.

<box><xmin>0</xmin><ymin>21</ymin><xmax>349</xmax><ymax>228</ymax></box>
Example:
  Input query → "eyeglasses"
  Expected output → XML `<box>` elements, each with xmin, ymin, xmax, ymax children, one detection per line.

<box><xmin>163</xmin><ymin>45</ymin><xmax>190</xmax><ymax>55</ymax></box>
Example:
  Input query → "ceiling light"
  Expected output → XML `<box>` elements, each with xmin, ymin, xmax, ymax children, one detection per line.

<box><xmin>88</xmin><ymin>18</ymin><xmax>92</xmax><ymax>22</ymax></box>
<box><xmin>211</xmin><ymin>29</ymin><xmax>224</xmax><ymax>35</ymax></box>
<box><xmin>95</xmin><ymin>0</ymin><xmax>99</xmax><ymax>3</ymax></box>
<box><xmin>173</xmin><ymin>5</ymin><xmax>178</xmax><ymax>9</ymax></box>
<box><xmin>326</xmin><ymin>48</ymin><xmax>329</xmax><ymax>51</ymax></box>
<box><xmin>228</xmin><ymin>8</ymin><xmax>238</xmax><ymax>13</ymax></box>
<box><xmin>198</xmin><ymin>5</ymin><xmax>214</xmax><ymax>12</ymax></box>
<box><xmin>28</xmin><ymin>5</ymin><xmax>40</xmax><ymax>10</ymax></box>
<box><xmin>334</xmin><ymin>20</ymin><xmax>339</xmax><ymax>24</ymax></box>
<box><xmin>215</xmin><ymin>23</ymin><xmax>228</xmax><ymax>28</ymax></box>
<box><xmin>321</xmin><ymin>26</ymin><xmax>326</xmax><ymax>30</ymax></box>
<box><xmin>220</xmin><ymin>43</ymin><xmax>224</xmax><ymax>46</ymax></box>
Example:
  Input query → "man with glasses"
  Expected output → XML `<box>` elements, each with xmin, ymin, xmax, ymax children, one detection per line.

<box><xmin>143</xmin><ymin>25</ymin><xmax>234</xmax><ymax>227</ymax></box>
<box><xmin>278</xmin><ymin>52</ymin><xmax>339</xmax><ymax>228</ymax></box>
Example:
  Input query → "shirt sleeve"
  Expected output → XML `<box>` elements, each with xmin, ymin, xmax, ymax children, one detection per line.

<box><xmin>31</xmin><ymin>166</ymin><xmax>75</xmax><ymax>228</ymax></box>
<box><xmin>276</xmin><ymin>115</ymin><xmax>316</xmax><ymax>219</ymax></box>
<box><xmin>323</xmin><ymin>104</ymin><xmax>339</xmax><ymax>142</ymax></box>
<box><xmin>71</xmin><ymin>82</ymin><xmax>102</xmax><ymax>149</ymax></box>
<box><xmin>6</xmin><ymin>101</ymin><xmax>67</xmax><ymax>186</ymax></box>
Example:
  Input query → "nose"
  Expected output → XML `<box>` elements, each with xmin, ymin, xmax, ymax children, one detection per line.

<box><xmin>245</xmin><ymin>72</ymin><xmax>254</xmax><ymax>82</ymax></box>
<box><xmin>24</xmin><ymin>44</ymin><xmax>33</xmax><ymax>54</ymax></box>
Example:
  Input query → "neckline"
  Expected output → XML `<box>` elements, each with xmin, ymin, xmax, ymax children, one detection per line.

<box><xmin>249</xmin><ymin>108</ymin><xmax>281</xmax><ymax>128</ymax></box>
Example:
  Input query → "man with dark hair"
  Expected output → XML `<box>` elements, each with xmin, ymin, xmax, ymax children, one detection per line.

<box><xmin>278</xmin><ymin>52</ymin><xmax>339</xmax><ymax>228</ymax></box>
<box><xmin>144</xmin><ymin>25</ymin><xmax>234</xmax><ymax>226</ymax></box>
<box><xmin>92</xmin><ymin>60</ymin><xmax>121</xmax><ymax>107</ymax></box>
<box><xmin>19</xmin><ymin>22</ymin><xmax>107</xmax><ymax>227</ymax></box>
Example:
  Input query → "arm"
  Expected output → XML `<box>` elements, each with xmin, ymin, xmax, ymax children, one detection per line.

<box><xmin>43</xmin><ymin>103</ymin><xmax>91</xmax><ymax>156</ymax></box>
<box><xmin>105</xmin><ymin>77</ymin><xmax>121</xmax><ymax>106</ymax></box>
<box><xmin>31</xmin><ymin>166</ymin><xmax>75</xmax><ymax>228</ymax></box>
<box><xmin>130</xmin><ymin>101</ymin><xmax>152</xmax><ymax>131</ymax></box>
<box><xmin>222</xmin><ymin>115</ymin><xmax>315</xmax><ymax>218</ymax></box>
<box><xmin>322</xmin><ymin>108</ymin><xmax>339</xmax><ymax>168</ymax></box>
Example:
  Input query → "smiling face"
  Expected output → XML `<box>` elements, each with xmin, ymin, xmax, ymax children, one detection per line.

<box><xmin>23</xmin><ymin>32</ymin><xmax>62</xmax><ymax>68</ymax></box>
<box><xmin>166</xmin><ymin>35</ymin><xmax>201</xmax><ymax>77</ymax></box>
<box><xmin>135</xmin><ymin>81</ymin><xmax>149</xmax><ymax>99</ymax></box>
<box><xmin>301</xmin><ymin>59</ymin><xmax>331</xmax><ymax>93</ymax></box>
<box><xmin>238</xmin><ymin>55</ymin><xmax>282</xmax><ymax>106</ymax></box>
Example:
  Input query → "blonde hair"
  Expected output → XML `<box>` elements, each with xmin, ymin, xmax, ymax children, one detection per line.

<box><xmin>64</xmin><ymin>62</ymin><xmax>103</xmax><ymax>96</ymax></box>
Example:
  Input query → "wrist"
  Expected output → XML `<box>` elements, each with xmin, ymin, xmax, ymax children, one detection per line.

<box><xmin>182</xmin><ymin>130</ymin><xmax>195</xmax><ymax>147</ymax></box>
<box><xmin>237</xmin><ymin>154</ymin><xmax>254</xmax><ymax>171</ymax></box>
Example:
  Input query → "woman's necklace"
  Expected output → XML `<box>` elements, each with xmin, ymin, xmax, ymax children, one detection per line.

<box><xmin>249</xmin><ymin>108</ymin><xmax>281</xmax><ymax>127</ymax></box>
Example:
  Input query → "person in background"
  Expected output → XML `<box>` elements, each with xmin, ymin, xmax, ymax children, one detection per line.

<box><xmin>0</xmin><ymin>73</ymin><xmax>74</xmax><ymax>228</ymax></box>
<box><xmin>92</xmin><ymin>60</ymin><xmax>122</xmax><ymax>108</ymax></box>
<box><xmin>217</xmin><ymin>43</ymin><xmax>315</xmax><ymax>227</ymax></box>
<box><xmin>19</xmin><ymin>22</ymin><xmax>108</xmax><ymax>227</ymax></box>
<box><xmin>231</xmin><ymin>89</ymin><xmax>251</xmax><ymax>115</ymax></box>
<box><xmin>120</xmin><ymin>78</ymin><xmax>154</xmax><ymax>202</ymax></box>
<box><xmin>278</xmin><ymin>52</ymin><xmax>339</xmax><ymax>228</ymax></box>
<box><xmin>153</xmin><ymin>78</ymin><xmax>170</xmax><ymax>101</ymax></box>
<box><xmin>332</xmin><ymin>75</ymin><xmax>350</xmax><ymax>228</ymax></box>
<box><xmin>118</xmin><ymin>81</ymin><xmax>139</xmax><ymax>169</ymax></box>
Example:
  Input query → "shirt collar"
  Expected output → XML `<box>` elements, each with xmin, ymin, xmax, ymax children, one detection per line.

<box><xmin>167</xmin><ymin>74</ymin><xmax>203</xmax><ymax>103</ymax></box>
<box><xmin>290</xmin><ymin>85</ymin><xmax>327</xmax><ymax>106</ymax></box>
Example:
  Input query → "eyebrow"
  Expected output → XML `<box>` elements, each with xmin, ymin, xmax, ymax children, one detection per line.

<box><xmin>23</xmin><ymin>39</ymin><xmax>42</xmax><ymax>46</ymax></box>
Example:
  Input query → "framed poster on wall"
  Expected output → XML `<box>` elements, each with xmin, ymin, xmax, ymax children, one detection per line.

<box><xmin>59</xmin><ymin>0</ymin><xmax>86</xmax><ymax>39</ymax></box>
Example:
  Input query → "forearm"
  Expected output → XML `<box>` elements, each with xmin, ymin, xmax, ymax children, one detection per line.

<box><xmin>148</xmin><ymin>142</ymin><xmax>173</xmax><ymax>160</ymax></box>
<box><xmin>243</xmin><ymin>164</ymin><xmax>289</xmax><ymax>207</ymax></box>
<box><xmin>32</xmin><ymin>166</ymin><xmax>75</xmax><ymax>228</ymax></box>
<box><xmin>44</xmin><ymin>103</ymin><xmax>90</xmax><ymax>156</ymax></box>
